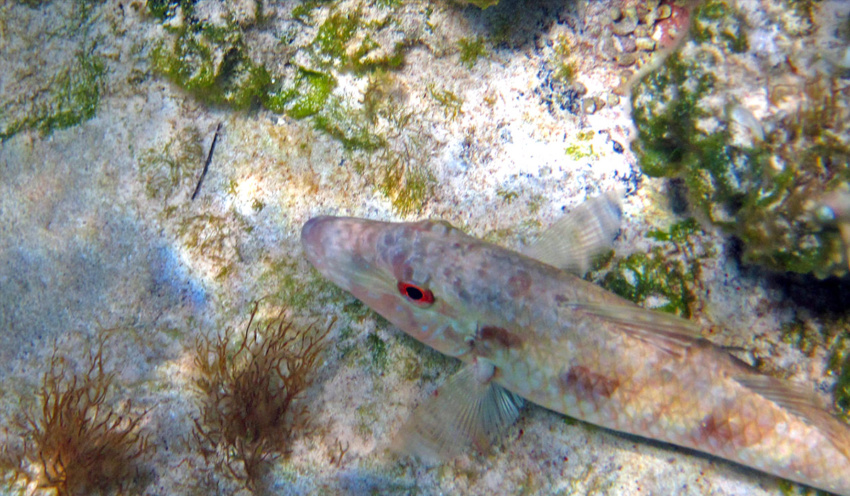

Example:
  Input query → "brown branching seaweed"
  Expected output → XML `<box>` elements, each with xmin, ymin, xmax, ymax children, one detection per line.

<box><xmin>11</xmin><ymin>339</ymin><xmax>151</xmax><ymax>496</ymax></box>
<box><xmin>192</xmin><ymin>303</ymin><xmax>333</xmax><ymax>493</ymax></box>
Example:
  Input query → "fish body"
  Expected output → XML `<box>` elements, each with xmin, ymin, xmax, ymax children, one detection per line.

<box><xmin>301</xmin><ymin>213</ymin><xmax>850</xmax><ymax>495</ymax></box>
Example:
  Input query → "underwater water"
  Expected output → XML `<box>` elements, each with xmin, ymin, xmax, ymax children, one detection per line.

<box><xmin>0</xmin><ymin>0</ymin><xmax>849</xmax><ymax>494</ymax></box>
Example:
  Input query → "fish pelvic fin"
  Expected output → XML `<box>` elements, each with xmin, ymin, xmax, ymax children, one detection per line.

<box><xmin>523</xmin><ymin>190</ymin><xmax>624</xmax><ymax>275</ymax></box>
<box><xmin>391</xmin><ymin>360</ymin><xmax>524</xmax><ymax>463</ymax></box>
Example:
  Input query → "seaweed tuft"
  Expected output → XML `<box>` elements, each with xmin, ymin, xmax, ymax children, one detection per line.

<box><xmin>9</xmin><ymin>339</ymin><xmax>151</xmax><ymax>496</ymax></box>
<box><xmin>191</xmin><ymin>302</ymin><xmax>332</xmax><ymax>492</ymax></box>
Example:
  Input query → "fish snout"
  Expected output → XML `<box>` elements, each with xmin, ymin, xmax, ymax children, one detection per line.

<box><xmin>301</xmin><ymin>216</ymin><xmax>331</xmax><ymax>247</ymax></box>
<box><xmin>301</xmin><ymin>216</ymin><xmax>380</xmax><ymax>281</ymax></box>
<box><xmin>301</xmin><ymin>216</ymin><xmax>336</xmax><ymax>267</ymax></box>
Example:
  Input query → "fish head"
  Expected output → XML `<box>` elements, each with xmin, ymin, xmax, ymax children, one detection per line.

<box><xmin>301</xmin><ymin>216</ymin><xmax>485</xmax><ymax>359</ymax></box>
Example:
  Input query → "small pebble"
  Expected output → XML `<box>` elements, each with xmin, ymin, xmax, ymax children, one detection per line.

<box><xmin>614</xmin><ymin>35</ymin><xmax>637</xmax><ymax>53</ymax></box>
<box><xmin>611</xmin><ymin>15</ymin><xmax>638</xmax><ymax>36</ymax></box>
<box><xmin>616</xmin><ymin>52</ymin><xmax>638</xmax><ymax>67</ymax></box>
<box><xmin>636</xmin><ymin>37</ymin><xmax>657</xmax><ymax>51</ymax></box>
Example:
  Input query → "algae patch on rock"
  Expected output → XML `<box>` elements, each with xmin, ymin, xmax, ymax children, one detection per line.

<box><xmin>587</xmin><ymin>218</ymin><xmax>709</xmax><ymax>318</ymax></box>
<box><xmin>630</xmin><ymin>1</ymin><xmax>850</xmax><ymax>277</ymax></box>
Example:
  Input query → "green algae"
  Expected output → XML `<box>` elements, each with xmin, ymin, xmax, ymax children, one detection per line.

<box><xmin>646</xmin><ymin>217</ymin><xmax>701</xmax><ymax>243</ymax></box>
<box><xmin>565</xmin><ymin>130</ymin><xmax>597</xmax><ymax>161</ymax></box>
<box><xmin>260</xmin><ymin>258</ymin><xmax>350</xmax><ymax>312</ymax></box>
<box><xmin>461</xmin><ymin>0</ymin><xmax>500</xmax><ymax>9</ymax></box>
<box><xmin>428</xmin><ymin>84</ymin><xmax>463</xmax><ymax>121</ymax></box>
<box><xmin>691</xmin><ymin>0</ymin><xmax>749</xmax><ymax>53</ymax></box>
<box><xmin>378</xmin><ymin>160</ymin><xmax>435</xmax><ymax>216</ymax></box>
<box><xmin>151</xmin><ymin>26</ymin><xmax>271</xmax><ymax>109</ymax></box>
<box><xmin>137</xmin><ymin>126</ymin><xmax>205</xmax><ymax>202</ymax></box>
<box><xmin>311</xmin><ymin>9</ymin><xmax>404</xmax><ymax>72</ymax></box>
<box><xmin>177</xmin><ymin>213</ymin><xmax>247</xmax><ymax>281</ymax></box>
<box><xmin>776</xmin><ymin>313</ymin><xmax>850</xmax><ymax>422</ymax></box>
<box><xmin>264</xmin><ymin>68</ymin><xmax>336</xmax><ymax>119</ymax></box>
<box><xmin>366</xmin><ymin>332</ymin><xmax>388</xmax><ymax>371</ymax></box>
<box><xmin>1</xmin><ymin>47</ymin><xmax>106</xmax><ymax>141</ymax></box>
<box><xmin>313</xmin><ymin>97</ymin><xmax>386</xmax><ymax>152</ymax></box>
<box><xmin>826</xmin><ymin>324</ymin><xmax>850</xmax><ymax>419</ymax></box>
<box><xmin>496</xmin><ymin>188</ymin><xmax>519</xmax><ymax>204</ymax></box>
<box><xmin>458</xmin><ymin>37</ymin><xmax>487</xmax><ymax>69</ymax></box>
<box><xmin>143</xmin><ymin>0</ymin><xmax>438</xmax><ymax>216</ymax></box>
<box><xmin>145</xmin><ymin>0</ymin><xmax>194</xmax><ymax>20</ymax></box>
<box><xmin>588</xmin><ymin>218</ymin><xmax>707</xmax><ymax>318</ymax></box>
<box><xmin>599</xmin><ymin>247</ymin><xmax>697</xmax><ymax>318</ymax></box>
<box><xmin>630</xmin><ymin>35</ymin><xmax>850</xmax><ymax>277</ymax></box>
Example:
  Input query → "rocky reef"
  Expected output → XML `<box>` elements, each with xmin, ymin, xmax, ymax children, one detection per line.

<box><xmin>631</xmin><ymin>0</ymin><xmax>850</xmax><ymax>278</ymax></box>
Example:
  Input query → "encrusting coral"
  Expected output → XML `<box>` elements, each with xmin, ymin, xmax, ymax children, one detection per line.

<box><xmin>191</xmin><ymin>302</ymin><xmax>332</xmax><ymax>493</ymax></box>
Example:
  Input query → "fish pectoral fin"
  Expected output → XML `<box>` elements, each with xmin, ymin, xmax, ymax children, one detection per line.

<box><xmin>570</xmin><ymin>302</ymin><xmax>705</xmax><ymax>357</ymax></box>
<box><xmin>391</xmin><ymin>362</ymin><xmax>524</xmax><ymax>463</ymax></box>
<box><xmin>735</xmin><ymin>375</ymin><xmax>850</xmax><ymax>459</ymax></box>
<box><xmin>523</xmin><ymin>190</ymin><xmax>623</xmax><ymax>275</ymax></box>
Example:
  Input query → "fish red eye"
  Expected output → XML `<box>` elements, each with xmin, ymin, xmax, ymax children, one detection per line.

<box><xmin>397</xmin><ymin>282</ymin><xmax>435</xmax><ymax>306</ymax></box>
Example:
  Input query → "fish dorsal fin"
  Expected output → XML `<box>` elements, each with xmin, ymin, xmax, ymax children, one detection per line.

<box><xmin>735</xmin><ymin>375</ymin><xmax>850</xmax><ymax>460</ymax></box>
<box><xmin>392</xmin><ymin>360</ymin><xmax>524</xmax><ymax>463</ymax></box>
<box><xmin>524</xmin><ymin>190</ymin><xmax>623</xmax><ymax>275</ymax></box>
<box><xmin>567</xmin><ymin>302</ymin><xmax>705</xmax><ymax>357</ymax></box>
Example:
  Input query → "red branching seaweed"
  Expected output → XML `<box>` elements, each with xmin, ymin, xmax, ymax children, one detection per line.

<box><xmin>9</xmin><ymin>339</ymin><xmax>151</xmax><ymax>496</ymax></box>
<box><xmin>191</xmin><ymin>303</ymin><xmax>333</xmax><ymax>493</ymax></box>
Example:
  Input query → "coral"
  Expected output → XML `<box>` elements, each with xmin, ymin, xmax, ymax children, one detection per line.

<box><xmin>630</xmin><ymin>1</ymin><xmax>850</xmax><ymax>277</ymax></box>
<box><xmin>191</xmin><ymin>303</ymin><xmax>332</xmax><ymax>492</ymax></box>
<box><xmin>7</xmin><ymin>340</ymin><xmax>151</xmax><ymax>496</ymax></box>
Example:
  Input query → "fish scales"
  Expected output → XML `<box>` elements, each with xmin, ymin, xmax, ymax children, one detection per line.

<box><xmin>301</xmin><ymin>215</ymin><xmax>850</xmax><ymax>495</ymax></box>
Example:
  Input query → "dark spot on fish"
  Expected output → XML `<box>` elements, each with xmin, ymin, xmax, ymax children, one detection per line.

<box><xmin>696</xmin><ymin>413</ymin><xmax>737</xmax><ymax>447</ymax></box>
<box><xmin>507</xmin><ymin>271</ymin><xmax>532</xmax><ymax>297</ymax></box>
<box><xmin>559</xmin><ymin>365</ymin><xmax>619</xmax><ymax>402</ymax></box>
<box><xmin>478</xmin><ymin>326</ymin><xmax>523</xmax><ymax>349</ymax></box>
<box><xmin>554</xmin><ymin>294</ymin><xmax>569</xmax><ymax>304</ymax></box>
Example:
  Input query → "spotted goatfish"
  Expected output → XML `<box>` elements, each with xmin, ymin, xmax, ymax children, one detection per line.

<box><xmin>301</xmin><ymin>193</ymin><xmax>850</xmax><ymax>495</ymax></box>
